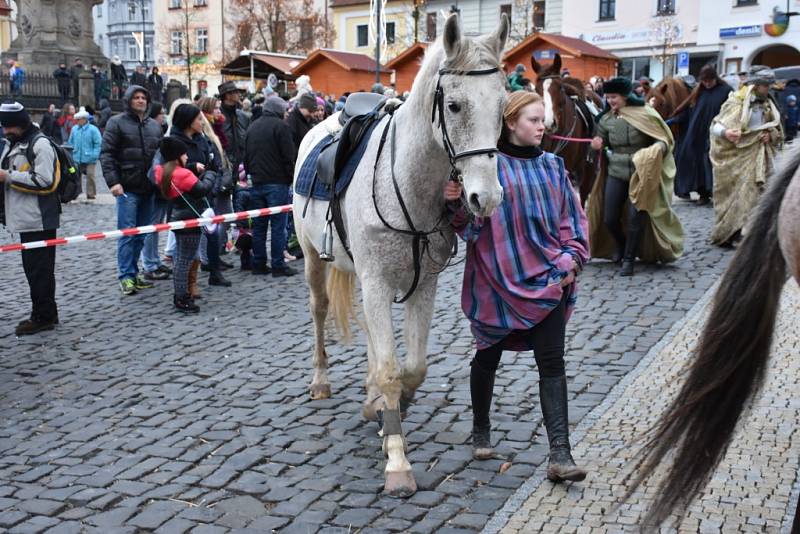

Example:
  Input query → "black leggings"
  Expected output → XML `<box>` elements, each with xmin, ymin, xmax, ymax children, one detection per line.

<box><xmin>603</xmin><ymin>176</ymin><xmax>646</xmax><ymax>258</ymax></box>
<box><xmin>473</xmin><ymin>294</ymin><xmax>567</xmax><ymax>378</ymax></box>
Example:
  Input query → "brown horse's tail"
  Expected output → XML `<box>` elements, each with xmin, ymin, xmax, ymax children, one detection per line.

<box><xmin>624</xmin><ymin>147</ymin><xmax>798</xmax><ymax>527</ymax></box>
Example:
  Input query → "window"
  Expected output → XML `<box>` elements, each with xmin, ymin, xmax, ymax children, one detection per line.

<box><xmin>169</xmin><ymin>0</ymin><xmax>182</xmax><ymax>9</ymax></box>
<box><xmin>500</xmin><ymin>4</ymin><xmax>512</xmax><ymax>20</ymax></box>
<box><xmin>425</xmin><ymin>12</ymin><xmax>437</xmax><ymax>41</ymax></box>
<box><xmin>619</xmin><ymin>57</ymin><xmax>650</xmax><ymax>81</ymax></box>
<box><xmin>533</xmin><ymin>0</ymin><xmax>545</xmax><ymax>29</ymax></box>
<box><xmin>97</xmin><ymin>5</ymin><xmax>102</xmax><ymax>17</ymax></box>
<box><xmin>657</xmin><ymin>0</ymin><xmax>675</xmax><ymax>15</ymax></box>
<box><xmin>735</xmin><ymin>0</ymin><xmax>758</xmax><ymax>5</ymax></box>
<box><xmin>599</xmin><ymin>0</ymin><xmax>615</xmax><ymax>20</ymax></box>
<box><xmin>194</xmin><ymin>0</ymin><xmax>208</xmax><ymax>6</ymax></box>
<box><xmin>128</xmin><ymin>39</ymin><xmax>139</xmax><ymax>61</ymax></box>
<box><xmin>357</xmin><ymin>24</ymin><xmax>368</xmax><ymax>47</ymax></box>
<box><xmin>300</xmin><ymin>19</ymin><xmax>313</xmax><ymax>49</ymax></box>
<box><xmin>128</xmin><ymin>3</ymin><xmax>137</xmax><ymax>21</ymax></box>
<box><xmin>171</xmin><ymin>31</ymin><xmax>184</xmax><ymax>55</ymax></box>
<box><xmin>195</xmin><ymin>28</ymin><xmax>208</xmax><ymax>53</ymax></box>
<box><xmin>386</xmin><ymin>22</ymin><xmax>395</xmax><ymax>44</ymax></box>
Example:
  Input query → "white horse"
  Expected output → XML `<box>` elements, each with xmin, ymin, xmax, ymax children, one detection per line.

<box><xmin>292</xmin><ymin>14</ymin><xmax>509</xmax><ymax>497</ymax></box>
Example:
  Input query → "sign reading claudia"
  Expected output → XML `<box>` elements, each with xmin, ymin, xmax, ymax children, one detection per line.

<box><xmin>581</xmin><ymin>26</ymin><xmax>682</xmax><ymax>46</ymax></box>
<box><xmin>719</xmin><ymin>25</ymin><xmax>762</xmax><ymax>39</ymax></box>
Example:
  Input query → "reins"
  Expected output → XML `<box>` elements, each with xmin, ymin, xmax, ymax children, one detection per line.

<box><xmin>371</xmin><ymin>66</ymin><xmax>502</xmax><ymax>303</ymax></box>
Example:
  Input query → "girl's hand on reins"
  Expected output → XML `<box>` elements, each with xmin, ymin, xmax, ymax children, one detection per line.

<box><xmin>444</xmin><ymin>181</ymin><xmax>463</xmax><ymax>201</ymax></box>
<box><xmin>590</xmin><ymin>136</ymin><xmax>603</xmax><ymax>151</ymax></box>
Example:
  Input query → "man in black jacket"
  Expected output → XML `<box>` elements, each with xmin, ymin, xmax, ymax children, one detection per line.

<box><xmin>100</xmin><ymin>85</ymin><xmax>163</xmax><ymax>296</ymax></box>
<box><xmin>53</xmin><ymin>63</ymin><xmax>72</xmax><ymax>103</ymax></box>
<box><xmin>286</xmin><ymin>93</ymin><xmax>317</xmax><ymax>150</ymax></box>
<box><xmin>218</xmin><ymin>81</ymin><xmax>250</xmax><ymax>171</ymax></box>
<box><xmin>244</xmin><ymin>96</ymin><xmax>297</xmax><ymax>277</ymax></box>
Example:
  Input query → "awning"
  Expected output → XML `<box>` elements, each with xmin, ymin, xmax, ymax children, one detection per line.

<box><xmin>220</xmin><ymin>51</ymin><xmax>305</xmax><ymax>81</ymax></box>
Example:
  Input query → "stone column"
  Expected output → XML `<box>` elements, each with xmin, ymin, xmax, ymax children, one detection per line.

<box><xmin>2</xmin><ymin>0</ymin><xmax>107</xmax><ymax>76</ymax></box>
<box><xmin>78</xmin><ymin>71</ymin><xmax>96</xmax><ymax>109</ymax></box>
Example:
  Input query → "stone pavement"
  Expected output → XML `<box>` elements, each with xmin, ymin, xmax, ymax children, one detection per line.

<box><xmin>495</xmin><ymin>280</ymin><xmax>800</xmax><ymax>533</ymax></box>
<box><xmin>0</xmin><ymin>197</ymin><xmax>732</xmax><ymax>533</ymax></box>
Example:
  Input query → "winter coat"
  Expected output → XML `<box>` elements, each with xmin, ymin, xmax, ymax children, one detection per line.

<box><xmin>285</xmin><ymin>106</ymin><xmax>311</xmax><ymax>150</ymax></box>
<box><xmin>67</xmin><ymin>122</ymin><xmax>102</xmax><ymax>165</ymax></box>
<box><xmin>130</xmin><ymin>71</ymin><xmax>147</xmax><ymax>87</ymax></box>
<box><xmin>53</xmin><ymin>67</ymin><xmax>72</xmax><ymax>93</ymax></box>
<box><xmin>100</xmin><ymin>85</ymin><xmax>163</xmax><ymax>194</ymax></box>
<box><xmin>595</xmin><ymin>109</ymin><xmax>665</xmax><ymax>182</ymax></box>
<box><xmin>154</xmin><ymin>164</ymin><xmax>215</xmax><ymax>233</ymax></box>
<box><xmin>244</xmin><ymin>110</ymin><xmax>297</xmax><ymax>186</ymax></box>
<box><xmin>39</xmin><ymin>112</ymin><xmax>63</xmax><ymax>144</ymax></box>
<box><xmin>96</xmin><ymin>99</ymin><xmax>113</xmax><ymax>130</ymax></box>
<box><xmin>147</xmin><ymin>73</ymin><xmax>164</xmax><ymax>101</ymax></box>
<box><xmin>0</xmin><ymin>126</ymin><xmax>60</xmax><ymax>233</ymax></box>
<box><xmin>168</xmin><ymin>127</ymin><xmax>223</xmax><ymax>179</ymax></box>
<box><xmin>673</xmin><ymin>82</ymin><xmax>731</xmax><ymax>196</ymax></box>
<box><xmin>219</xmin><ymin>103</ymin><xmax>250</xmax><ymax>167</ymax></box>
<box><xmin>110</xmin><ymin>63</ymin><xmax>127</xmax><ymax>85</ymax></box>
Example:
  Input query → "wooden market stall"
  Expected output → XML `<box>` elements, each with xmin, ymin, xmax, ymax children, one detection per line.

<box><xmin>291</xmin><ymin>49</ymin><xmax>392</xmax><ymax>97</ymax></box>
<box><xmin>385</xmin><ymin>42</ymin><xmax>428</xmax><ymax>94</ymax></box>
<box><xmin>503</xmin><ymin>33</ymin><xmax>618</xmax><ymax>82</ymax></box>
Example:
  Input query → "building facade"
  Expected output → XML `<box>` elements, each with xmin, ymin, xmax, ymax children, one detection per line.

<box><xmin>93</xmin><ymin>0</ymin><xmax>154</xmax><ymax>73</ymax></box>
<box><xmin>0</xmin><ymin>0</ymin><xmax>13</xmax><ymax>54</ymax></box>
<box><xmin>331</xmin><ymin>0</ymin><xmax>416</xmax><ymax>60</ymax></box>
<box><xmin>153</xmin><ymin>0</ymin><xmax>227</xmax><ymax>96</ymax></box>
<box><xmin>697</xmin><ymin>0</ymin><xmax>800</xmax><ymax>74</ymax></box>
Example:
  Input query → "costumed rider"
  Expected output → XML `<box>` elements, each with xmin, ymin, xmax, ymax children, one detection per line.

<box><xmin>589</xmin><ymin>77</ymin><xmax>684</xmax><ymax>276</ymax></box>
<box><xmin>709</xmin><ymin>65</ymin><xmax>783</xmax><ymax>247</ymax></box>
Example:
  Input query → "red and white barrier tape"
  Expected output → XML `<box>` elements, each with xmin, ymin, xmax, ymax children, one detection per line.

<box><xmin>0</xmin><ymin>205</ymin><xmax>293</xmax><ymax>253</ymax></box>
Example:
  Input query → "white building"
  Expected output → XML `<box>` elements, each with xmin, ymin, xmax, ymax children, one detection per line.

<box><xmin>422</xmin><ymin>0</ymin><xmax>562</xmax><ymax>42</ymax></box>
<box><xmin>559</xmin><ymin>0</ymin><xmax>720</xmax><ymax>83</ymax></box>
<box><xmin>697</xmin><ymin>0</ymin><xmax>800</xmax><ymax>74</ymax></box>
<box><xmin>93</xmin><ymin>0</ymin><xmax>155</xmax><ymax>73</ymax></box>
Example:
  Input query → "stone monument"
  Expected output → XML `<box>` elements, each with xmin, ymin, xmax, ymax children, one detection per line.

<box><xmin>2</xmin><ymin>0</ymin><xmax>107</xmax><ymax>74</ymax></box>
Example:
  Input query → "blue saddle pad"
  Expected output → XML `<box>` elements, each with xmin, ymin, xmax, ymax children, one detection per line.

<box><xmin>294</xmin><ymin>120</ymin><xmax>382</xmax><ymax>201</ymax></box>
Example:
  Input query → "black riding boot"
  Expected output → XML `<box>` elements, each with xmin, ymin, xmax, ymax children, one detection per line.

<box><xmin>470</xmin><ymin>360</ymin><xmax>496</xmax><ymax>460</ymax></box>
<box><xmin>539</xmin><ymin>375</ymin><xmax>587</xmax><ymax>482</ymax></box>
<box><xmin>620</xmin><ymin>210</ymin><xmax>646</xmax><ymax>277</ymax></box>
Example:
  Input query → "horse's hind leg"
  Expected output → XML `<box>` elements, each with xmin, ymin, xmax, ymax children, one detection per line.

<box><xmin>306</xmin><ymin>249</ymin><xmax>331</xmax><ymax>400</ymax></box>
<box><xmin>400</xmin><ymin>280</ymin><xmax>437</xmax><ymax>414</ymax></box>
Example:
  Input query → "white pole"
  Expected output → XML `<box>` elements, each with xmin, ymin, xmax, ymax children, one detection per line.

<box><xmin>250</xmin><ymin>52</ymin><xmax>255</xmax><ymax>94</ymax></box>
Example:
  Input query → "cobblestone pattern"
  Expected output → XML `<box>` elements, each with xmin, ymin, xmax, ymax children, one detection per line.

<box><xmin>0</xmin><ymin>197</ymin><xmax>731</xmax><ymax>533</ymax></box>
<box><xmin>500</xmin><ymin>281</ymin><xmax>800</xmax><ymax>534</ymax></box>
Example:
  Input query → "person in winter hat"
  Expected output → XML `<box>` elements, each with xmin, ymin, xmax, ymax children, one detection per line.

<box><xmin>68</xmin><ymin>107</ymin><xmax>102</xmax><ymax>199</ymax></box>
<box><xmin>154</xmin><ymin>136</ymin><xmax>215</xmax><ymax>313</ymax></box>
<box><xmin>0</xmin><ymin>101</ymin><xmax>61</xmax><ymax>335</ymax></box>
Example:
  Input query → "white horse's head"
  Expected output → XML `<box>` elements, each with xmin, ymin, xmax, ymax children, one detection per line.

<box><xmin>426</xmin><ymin>14</ymin><xmax>509</xmax><ymax>217</ymax></box>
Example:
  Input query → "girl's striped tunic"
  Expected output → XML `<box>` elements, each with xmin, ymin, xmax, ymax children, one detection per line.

<box><xmin>448</xmin><ymin>150</ymin><xmax>590</xmax><ymax>350</ymax></box>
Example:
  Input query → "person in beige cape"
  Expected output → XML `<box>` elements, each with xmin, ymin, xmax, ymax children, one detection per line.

<box><xmin>589</xmin><ymin>78</ymin><xmax>685</xmax><ymax>276</ymax></box>
<box><xmin>709</xmin><ymin>66</ymin><xmax>783</xmax><ymax>246</ymax></box>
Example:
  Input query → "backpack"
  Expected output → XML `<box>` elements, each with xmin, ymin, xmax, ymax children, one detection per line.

<box><xmin>25</xmin><ymin>133</ymin><xmax>81</xmax><ymax>203</ymax></box>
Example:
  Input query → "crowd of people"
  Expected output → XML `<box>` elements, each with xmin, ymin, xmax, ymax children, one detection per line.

<box><xmin>0</xmin><ymin>74</ymin><xmax>368</xmax><ymax>333</ymax></box>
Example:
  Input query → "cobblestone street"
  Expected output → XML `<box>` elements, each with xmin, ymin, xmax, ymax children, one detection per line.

<box><xmin>2</xmin><ymin>194</ymin><xmax>790</xmax><ymax>533</ymax></box>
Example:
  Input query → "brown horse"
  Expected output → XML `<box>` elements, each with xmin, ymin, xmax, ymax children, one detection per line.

<box><xmin>624</xmin><ymin>143</ymin><xmax>800</xmax><ymax>528</ymax></box>
<box><xmin>646</xmin><ymin>77</ymin><xmax>691</xmax><ymax>135</ymax></box>
<box><xmin>531</xmin><ymin>53</ymin><xmax>597</xmax><ymax>205</ymax></box>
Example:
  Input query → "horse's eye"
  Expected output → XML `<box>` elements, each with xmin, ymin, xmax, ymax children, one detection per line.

<box><xmin>447</xmin><ymin>102</ymin><xmax>461</xmax><ymax>113</ymax></box>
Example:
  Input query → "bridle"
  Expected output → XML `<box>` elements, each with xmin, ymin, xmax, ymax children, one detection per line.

<box><xmin>539</xmin><ymin>74</ymin><xmax>582</xmax><ymax>155</ymax></box>
<box><xmin>371</xmin><ymin>65</ymin><xmax>502</xmax><ymax>303</ymax></box>
<box><xmin>431</xmin><ymin>67</ymin><xmax>502</xmax><ymax>182</ymax></box>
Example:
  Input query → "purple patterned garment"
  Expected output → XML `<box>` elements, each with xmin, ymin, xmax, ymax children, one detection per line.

<box><xmin>448</xmin><ymin>151</ymin><xmax>590</xmax><ymax>350</ymax></box>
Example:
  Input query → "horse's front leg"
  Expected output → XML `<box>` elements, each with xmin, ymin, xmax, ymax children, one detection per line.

<box><xmin>401</xmin><ymin>280</ymin><xmax>437</xmax><ymax>414</ymax></box>
<box><xmin>362</xmin><ymin>277</ymin><xmax>417</xmax><ymax>497</ymax></box>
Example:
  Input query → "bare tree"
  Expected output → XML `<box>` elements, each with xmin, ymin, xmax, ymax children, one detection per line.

<box><xmin>227</xmin><ymin>0</ymin><xmax>335</xmax><ymax>55</ymax></box>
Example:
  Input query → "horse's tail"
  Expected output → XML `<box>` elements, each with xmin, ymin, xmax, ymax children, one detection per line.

<box><xmin>625</xmin><ymin>145</ymin><xmax>798</xmax><ymax>527</ymax></box>
<box><xmin>326</xmin><ymin>267</ymin><xmax>357</xmax><ymax>344</ymax></box>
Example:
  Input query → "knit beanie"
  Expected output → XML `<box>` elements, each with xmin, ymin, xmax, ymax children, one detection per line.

<box><xmin>0</xmin><ymin>101</ymin><xmax>31</xmax><ymax>128</ymax></box>
<box><xmin>171</xmin><ymin>103</ymin><xmax>202</xmax><ymax>131</ymax></box>
<box><xmin>603</xmin><ymin>77</ymin><xmax>633</xmax><ymax>97</ymax></box>
<box><xmin>159</xmin><ymin>136</ymin><xmax>188</xmax><ymax>163</ymax></box>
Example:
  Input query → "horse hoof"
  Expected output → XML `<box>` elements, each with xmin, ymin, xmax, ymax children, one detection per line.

<box><xmin>309</xmin><ymin>384</ymin><xmax>331</xmax><ymax>400</ymax></box>
<box><xmin>383</xmin><ymin>471</ymin><xmax>417</xmax><ymax>498</ymax></box>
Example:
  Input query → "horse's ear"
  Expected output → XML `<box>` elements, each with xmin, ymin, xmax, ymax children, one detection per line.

<box><xmin>660</xmin><ymin>83</ymin><xmax>669</xmax><ymax>94</ymax></box>
<box><xmin>553</xmin><ymin>53</ymin><xmax>562</xmax><ymax>74</ymax></box>
<box><xmin>488</xmin><ymin>13</ymin><xmax>510</xmax><ymax>57</ymax></box>
<box><xmin>531</xmin><ymin>54</ymin><xmax>543</xmax><ymax>75</ymax></box>
<box><xmin>442</xmin><ymin>14</ymin><xmax>462</xmax><ymax>61</ymax></box>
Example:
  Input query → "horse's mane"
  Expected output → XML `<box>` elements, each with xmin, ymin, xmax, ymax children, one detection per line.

<box><xmin>405</xmin><ymin>36</ymin><xmax>502</xmax><ymax>119</ymax></box>
<box><xmin>561</xmin><ymin>77</ymin><xmax>586</xmax><ymax>99</ymax></box>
